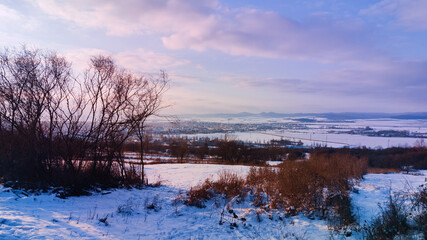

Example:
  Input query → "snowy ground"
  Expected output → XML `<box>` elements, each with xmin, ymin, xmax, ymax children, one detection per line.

<box><xmin>352</xmin><ymin>171</ymin><xmax>427</xmax><ymax>224</ymax></box>
<box><xmin>1</xmin><ymin>164</ymin><xmax>426</xmax><ymax>239</ymax></box>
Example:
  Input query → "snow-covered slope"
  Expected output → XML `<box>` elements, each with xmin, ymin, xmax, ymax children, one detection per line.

<box><xmin>1</xmin><ymin>164</ymin><xmax>426</xmax><ymax>239</ymax></box>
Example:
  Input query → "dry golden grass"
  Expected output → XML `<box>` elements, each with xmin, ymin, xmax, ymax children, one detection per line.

<box><xmin>186</xmin><ymin>153</ymin><xmax>368</xmax><ymax>225</ymax></box>
<box><xmin>185</xmin><ymin>170</ymin><xmax>246</xmax><ymax>207</ymax></box>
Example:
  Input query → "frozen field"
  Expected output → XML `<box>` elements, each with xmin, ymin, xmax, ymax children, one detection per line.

<box><xmin>183</xmin><ymin>131</ymin><xmax>422</xmax><ymax>148</ymax></box>
<box><xmin>181</xmin><ymin>118</ymin><xmax>427</xmax><ymax>148</ymax></box>
<box><xmin>0</xmin><ymin>164</ymin><xmax>426</xmax><ymax>239</ymax></box>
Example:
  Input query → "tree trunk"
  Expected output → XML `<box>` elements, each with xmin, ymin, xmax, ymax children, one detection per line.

<box><xmin>139</xmin><ymin>137</ymin><xmax>145</xmax><ymax>184</ymax></box>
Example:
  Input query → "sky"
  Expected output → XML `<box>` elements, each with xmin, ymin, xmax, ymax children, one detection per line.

<box><xmin>1</xmin><ymin>0</ymin><xmax>427</xmax><ymax>114</ymax></box>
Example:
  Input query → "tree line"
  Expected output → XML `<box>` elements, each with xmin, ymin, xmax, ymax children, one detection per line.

<box><xmin>124</xmin><ymin>135</ymin><xmax>427</xmax><ymax>170</ymax></box>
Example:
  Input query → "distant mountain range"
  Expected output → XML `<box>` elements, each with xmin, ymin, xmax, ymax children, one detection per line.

<box><xmin>181</xmin><ymin>112</ymin><xmax>427</xmax><ymax>120</ymax></box>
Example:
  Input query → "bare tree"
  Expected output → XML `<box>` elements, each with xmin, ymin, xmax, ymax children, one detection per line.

<box><xmin>82</xmin><ymin>56</ymin><xmax>169</xmax><ymax>184</ymax></box>
<box><xmin>124</xmin><ymin>70</ymin><xmax>169</xmax><ymax>183</ymax></box>
<box><xmin>0</xmin><ymin>47</ymin><xmax>72</xmax><ymax>180</ymax></box>
<box><xmin>170</xmin><ymin>137</ymin><xmax>189</xmax><ymax>163</ymax></box>
<box><xmin>414</xmin><ymin>138</ymin><xmax>426</xmax><ymax>149</ymax></box>
<box><xmin>0</xmin><ymin>47</ymin><xmax>170</xmax><ymax>188</ymax></box>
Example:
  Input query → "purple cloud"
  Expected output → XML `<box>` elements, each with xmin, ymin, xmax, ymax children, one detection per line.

<box><xmin>35</xmin><ymin>0</ymin><xmax>378</xmax><ymax>62</ymax></box>
<box><xmin>221</xmin><ymin>59</ymin><xmax>427</xmax><ymax>104</ymax></box>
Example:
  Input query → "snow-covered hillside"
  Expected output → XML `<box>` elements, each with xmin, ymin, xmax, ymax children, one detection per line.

<box><xmin>1</xmin><ymin>164</ymin><xmax>426</xmax><ymax>239</ymax></box>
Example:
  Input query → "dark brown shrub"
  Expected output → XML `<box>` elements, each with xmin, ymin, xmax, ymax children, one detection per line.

<box><xmin>412</xmin><ymin>186</ymin><xmax>427</xmax><ymax>237</ymax></box>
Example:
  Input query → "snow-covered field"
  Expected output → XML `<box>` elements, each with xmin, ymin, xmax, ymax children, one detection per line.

<box><xmin>183</xmin><ymin>130</ymin><xmax>422</xmax><ymax>148</ymax></box>
<box><xmin>181</xmin><ymin>118</ymin><xmax>427</xmax><ymax>148</ymax></box>
<box><xmin>1</xmin><ymin>164</ymin><xmax>426</xmax><ymax>239</ymax></box>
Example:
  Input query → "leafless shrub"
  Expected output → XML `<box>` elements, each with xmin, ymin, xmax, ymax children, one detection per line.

<box><xmin>117</xmin><ymin>199</ymin><xmax>136</xmax><ymax>216</ymax></box>
<box><xmin>172</xmin><ymin>190</ymin><xmax>185</xmax><ymax>215</ymax></box>
<box><xmin>363</xmin><ymin>193</ymin><xmax>410</xmax><ymax>240</ymax></box>
<box><xmin>87</xmin><ymin>206</ymin><xmax>98</xmax><ymax>220</ymax></box>
<box><xmin>412</xmin><ymin>185</ymin><xmax>427</xmax><ymax>237</ymax></box>
<box><xmin>326</xmin><ymin>194</ymin><xmax>355</xmax><ymax>228</ymax></box>
<box><xmin>147</xmin><ymin>174</ymin><xmax>162</xmax><ymax>187</ymax></box>
<box><xmin>145</xmin><ymin>194</ymin><xmax>161</xmax><ymax>212</ymax></box>
<box><xmin>98</xmin><ymin>214</ymin><xmax>109</xmax><ymax>226</ymax></box>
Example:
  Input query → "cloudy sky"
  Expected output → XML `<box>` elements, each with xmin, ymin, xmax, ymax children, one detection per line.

<box><xmin>1</xmin><ymin>0</ymin><xmax>427</xmax><ymax>114</ymax></box>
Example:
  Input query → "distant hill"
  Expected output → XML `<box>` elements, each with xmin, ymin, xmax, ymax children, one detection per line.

<box><xmin>390</xmin><ymin>112</ymin><xmax>427</xmax><ymax>119</ymax></box>
<box><xmin>181</xmin><ymin>112</ymin><xmax>427</xmax><ymax>120</ymax></box>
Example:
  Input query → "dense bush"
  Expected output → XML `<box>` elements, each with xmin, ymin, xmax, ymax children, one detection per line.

<box><xmin>186</xmin><ymin>153</ymin><xmax>367</xmax><ymax>226</ymax></box>
<box><xmin>247</xmin><ymin>154</ymin><xmax>367</xmax><ymax>212</ymax></box>
<box><xmin>272</xmin><ymin>153</ymin><xmax>366</xmax><ymax>222</ymax></box>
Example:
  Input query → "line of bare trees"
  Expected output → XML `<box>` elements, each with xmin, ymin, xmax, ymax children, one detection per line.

<box><xmin>0</xmin><ymin>47</ymin><xmax>168</xmax><ymax>189</ymax></box>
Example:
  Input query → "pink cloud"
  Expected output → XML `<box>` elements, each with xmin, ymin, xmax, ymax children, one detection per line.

<box><xmin>35</xmin><ymin>0</ymin><xmax>378</xmax><ymax>62</ymax></box>
<box><xmin>64</xmin><ymin>48</ymin><xmax>190</xmax><ymax>74</ymax></box>
<box><xmin>114</xmin><ymin>49</ymin><xmax>190</xmax><ymax>73</ymax></box>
